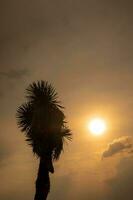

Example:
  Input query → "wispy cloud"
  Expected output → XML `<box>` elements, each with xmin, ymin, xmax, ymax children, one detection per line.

<box><xmin>0</xmin><ymin>69</ymin><xmax>29</xmax><ymax>80</ymax></box>
<box><xmin>102</xmin><ymin>136</ymin><xmax>133</xmax><ymax>158</ymax></box>
<box><xmin>0</xmin><ymin>68</ymin><xmax>30</xmax><ymax>98</ymax></box>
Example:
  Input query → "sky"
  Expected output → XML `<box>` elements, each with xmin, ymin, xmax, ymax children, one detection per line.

<box><xmin>1</xmin><ymin>0</ymin><xmax>133</xmax><ymax>199</ymax></box>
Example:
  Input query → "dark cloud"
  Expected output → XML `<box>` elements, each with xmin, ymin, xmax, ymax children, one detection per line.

<box><xmin>107</xmin><ymin>157</ymin><xmax>133</xmax><ymax>200</ymax></box>
<box><xmin>102</xmin><ymin>137</ymin><xmax>133</xmax><ymax>158</ymax></box>
<box><xmin>0</xmin><ymin>69</ymin><xmax>29</xmax><ymax>80</ymax></box>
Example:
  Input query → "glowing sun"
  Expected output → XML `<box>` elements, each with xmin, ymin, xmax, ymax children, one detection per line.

<box><xmin>88</xmin><ymin>118</ymin><xmax>107</xmax><ymax>136</ymax></box>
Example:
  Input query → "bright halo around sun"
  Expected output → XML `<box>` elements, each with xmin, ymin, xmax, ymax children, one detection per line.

<box><xmin>88</xmin><ymin>118</ymin><xmax>107</xmax><ymax>136</ymax></box>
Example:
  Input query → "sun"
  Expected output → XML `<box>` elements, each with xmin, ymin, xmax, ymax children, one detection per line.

<box><xmin>88</xmin><ymin>118</ymin><xmax>107</xmax><ymax>136</ymax></box>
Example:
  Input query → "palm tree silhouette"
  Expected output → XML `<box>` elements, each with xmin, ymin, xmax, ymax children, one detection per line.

<box><xmin>16</xmin><ymin>81</ymin><xmax>71</xmax><ymax>200</ymax></box>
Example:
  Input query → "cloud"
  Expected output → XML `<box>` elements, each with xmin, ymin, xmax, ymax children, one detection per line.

<box><xmin>107</xmin><ymin>157</ymin><xmax>133</xmax><ymax>200</ymax></box>
<box><xmin>0</xmin><ymin>147</ymin><xmax>10</xmax><ymax>165</ymax></box>
<box><xmin>102</xmin><ymin>136</ymin><xmax>133</xmax><ymax>158</ymax></box>
<box><xmin>129</xmin><ymin>149</ymin><xmax>133</xmax><ymax>154</ymax></box>
<box><xmin>0</xmin><ymin>91</ymin><xmax>3</xmax><ymax>97</ymax></box>
<box><xmin>0</xmin><ymin>69</ymin><xmax>29</xmax><ymax>80</ymax></box>
<box><xmin>0</xmin><ymin>68</ymin><xmax>30</xmax><ymax>97</ymax></box>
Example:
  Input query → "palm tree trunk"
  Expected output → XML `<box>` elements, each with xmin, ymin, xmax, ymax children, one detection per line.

<box><xmin>34</xmin><ymin>157</ymin><xmax>50</xmax><ymax>200</ymax></box>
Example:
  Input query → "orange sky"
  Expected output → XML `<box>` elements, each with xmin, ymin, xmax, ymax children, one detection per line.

<box><xmin>1</xmin><ymin>0</ymin><xmax>133</xmax><ymax>199</ymax></box>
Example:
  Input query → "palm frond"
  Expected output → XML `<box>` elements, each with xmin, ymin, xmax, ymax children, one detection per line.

<box><xmin>16</xmin><ymin>102</ymin><xmax>33</xmax><ymax>132</ymax></box>
<box><xmin>26</xmin><ymin>80</ymin><xmax>63</xmax><ymax>108</ymax></box>
<box><xmin>61</xmin><ymin>128</ymin><xmax>72</xmax><ymax>141</ymax></box>
<box><xmin>52</xmin><ymin>128</ymin><xmax>72</xmax><ymax>160</ymax></box>
<box><xmin>16</xmin><ymin>80</ymin><xmax>72</xmax><ymax>159</ymax></box>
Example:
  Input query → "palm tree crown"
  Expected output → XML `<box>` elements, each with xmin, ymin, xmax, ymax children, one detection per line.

<box><xmin>16</xmin><ymin>81</ymin><xmax>71</xmax><ymax>160</ymax></box>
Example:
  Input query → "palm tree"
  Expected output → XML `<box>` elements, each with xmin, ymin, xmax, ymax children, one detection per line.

<box><xmin>16</xmin><ymin>81</ymin><xmax>71</xmax><ymax>200</ymax></box>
